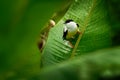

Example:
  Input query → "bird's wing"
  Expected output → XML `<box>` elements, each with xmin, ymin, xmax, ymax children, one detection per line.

<box><xmin>63</xmin><ymin>26</ymin><xmax>68</xmax><ymax>40</ymax></box>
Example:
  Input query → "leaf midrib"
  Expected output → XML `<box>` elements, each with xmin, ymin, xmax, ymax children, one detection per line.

<box><xmin>70</xmin><ymin>0</ymin><xmax>96</xmax><ymax>59</ymax></box>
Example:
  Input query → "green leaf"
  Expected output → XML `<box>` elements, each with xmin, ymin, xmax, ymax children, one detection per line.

<box><xmin>41</xmin><ymin>0</ymin><xmax>111</xmax><ymax>67</ymax></box>
<box><xmin>32</xmin><ymin>46</ymin><xmax>120</xmax><ymax>80</ymax></box>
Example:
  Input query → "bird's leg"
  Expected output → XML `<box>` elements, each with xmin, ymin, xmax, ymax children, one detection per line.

<box><xmin>71</xmin><ymin>36</ymin><xmax>75</xmax><ymax>39</ymax></box>
<box><xmin>68</xmin><ymin>41</ymin><xmax>74</xmax><ymax>48</ymax></box>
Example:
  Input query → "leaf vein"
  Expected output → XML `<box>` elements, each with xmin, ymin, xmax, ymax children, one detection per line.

<box><xmin>70</xmin><ymin>0</ymin><xmax>97</xmax><ymax>59</ymax></box>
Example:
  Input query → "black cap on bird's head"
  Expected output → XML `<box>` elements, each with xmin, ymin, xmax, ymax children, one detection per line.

<box><xmin>64</xmin><ymin>19</ymin><xmax>79</xmax><ymax>27</ymax></box>
<box><xmin>64</xmin><ymin>19</ymin><xmax>73</xmax><ymax>24</ymax></box>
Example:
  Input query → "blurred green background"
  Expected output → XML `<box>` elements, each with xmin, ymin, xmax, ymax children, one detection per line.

<box><xmin>0</xmin><ymin>0</ymin><xmax>65</xmax><ymax>79</ymax></box>
<box><xmin>0</xmin><ymin>0</ymin><xmax>120</xmax><ymax>80</ymax></box>
<box><xmin>108</xmin><ymin>0</ymin><xmax>120</xmax><ymax>46</ymax></box>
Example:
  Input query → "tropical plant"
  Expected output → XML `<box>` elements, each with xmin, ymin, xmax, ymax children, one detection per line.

<box><xmin>0</xmin><ymin>0</ymin><xmax>120</xmax><ymax>80</ymax></box>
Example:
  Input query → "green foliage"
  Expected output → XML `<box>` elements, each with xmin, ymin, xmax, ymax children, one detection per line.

<box><xmin>32</xmin><ymin>47</ymin><xmax>120</xmax><ymax>80</ymax></box>
<box><xmin>108</xmin><ymin>0</ymin><xmax>120</xmax><ymax>46</ymax></box>
<box><xmin>38</xmin><ymin>0</ymin><xmax>120</xmax><ymax>80</ymax></box>
<box><xmin>41</xmin><ymin>0</ymin><xmax>111</xmax><ymax>67</ymax></box>
<box><xmin>0</xmin><ymin>0</ymin><xmax>120</xmax><ymax>80</ymax></box>
<box><xmin>0</xmin><ymin>0</ymin><xmax>64</xmax><ymax>79</ymax></box>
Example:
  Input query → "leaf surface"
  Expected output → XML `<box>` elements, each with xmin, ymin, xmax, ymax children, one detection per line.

<box><xmin>33</xmin><ymin>46</ymin><xmax>120</xmax><ymax>80</ymax></box>
<box><xmin>41</xmin><ymin>0</ymin><xmax>111</xmax><ymax>67</ymax></box>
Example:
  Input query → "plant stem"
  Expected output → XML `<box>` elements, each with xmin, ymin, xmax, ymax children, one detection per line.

<box><xmin>70</xmin><ymin>0</ymin><xmax>96</xmax><ymax>59</ymax></box>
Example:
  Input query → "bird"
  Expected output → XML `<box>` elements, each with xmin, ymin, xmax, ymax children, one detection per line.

<box><xmin>63</xmin><ymin>19</ymin><xmax>80</xmax><ymax>40</ymax></box>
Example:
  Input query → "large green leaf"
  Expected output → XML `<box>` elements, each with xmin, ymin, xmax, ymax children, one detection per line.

<box><xmin>41</xmin><ymin>0</ymin><xmax>111</xmax><ymax>67</ymax></box>
<box><xmin>32</xmin><ymin>46</ymin><xmax>120</xmax><ymax>80</ymax></box>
